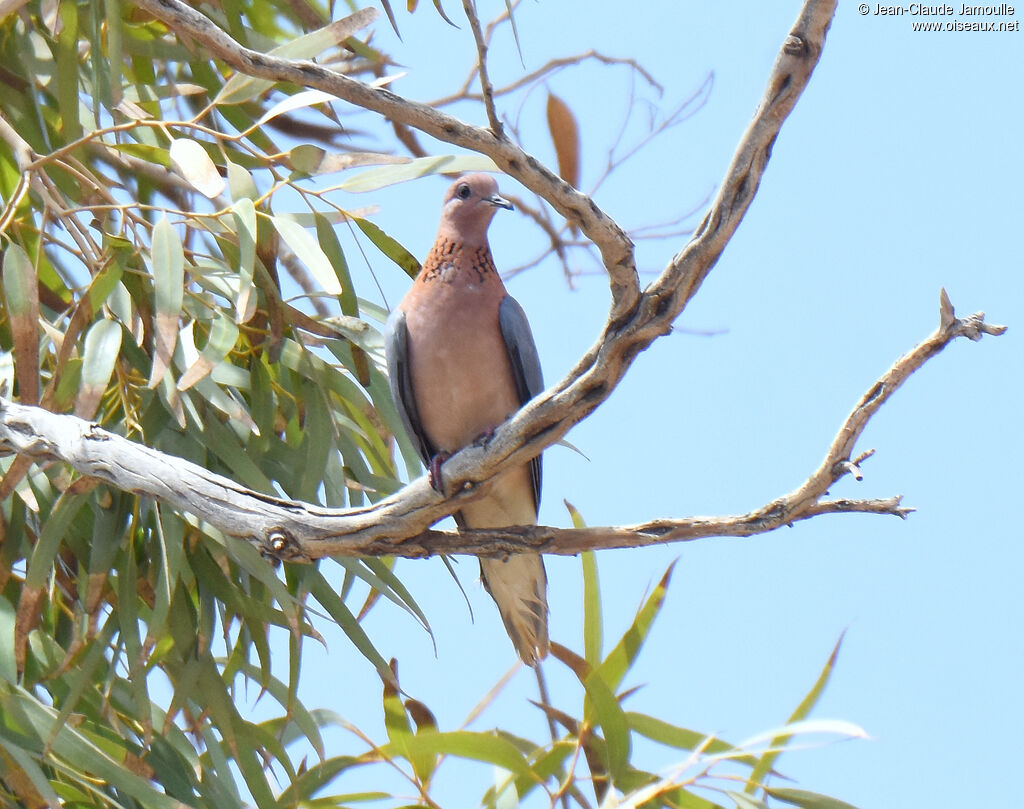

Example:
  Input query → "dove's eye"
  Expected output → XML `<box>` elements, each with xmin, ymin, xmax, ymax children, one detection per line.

<box><xmin>456</xmin><ymin>183</ymin><xmax>472</xmax><ymax>200</ymax></box>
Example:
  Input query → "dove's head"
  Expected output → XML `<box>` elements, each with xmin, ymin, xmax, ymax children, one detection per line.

<box><xmin>437</xmin><ymin>173</ymin><xmax>513</xmax><ymax>245</ymax></box>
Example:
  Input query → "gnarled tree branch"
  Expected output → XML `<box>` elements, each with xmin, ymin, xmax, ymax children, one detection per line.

<box><xmin>125</xmin><ymin>0</ymin><xmax>835</xmax><ymax>528</ymax></box>
<box><xmin>0</xmin><ymin>291</ymin><xmax>1003</xmax><ymax>559</ymax></box>
<box><xmin>4</xmin><ymin>0</ymin><xmax>1003</xmax><ymax>564</ymax></box>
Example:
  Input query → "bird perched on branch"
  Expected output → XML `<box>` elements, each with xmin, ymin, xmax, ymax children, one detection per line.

<box><xmin>384</xmin><ymin>173</ymin><xmax>548</xmax><ymax>665</ymax></box>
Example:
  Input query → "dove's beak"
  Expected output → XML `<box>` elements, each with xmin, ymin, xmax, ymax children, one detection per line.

<box><xmin>487</xmin><ymin>193</ymin><xmax>514</xmax><ymax>211</ymax></box>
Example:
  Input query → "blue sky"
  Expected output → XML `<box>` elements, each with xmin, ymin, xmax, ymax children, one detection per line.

<box><xmin>285</xmin><ymin>2</ymin><xmax>1022</xmax><ymax>806</ymax></box>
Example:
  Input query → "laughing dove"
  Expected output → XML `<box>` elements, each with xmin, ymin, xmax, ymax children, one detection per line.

<box><xmin>384</xmin><ymin>173</ymin><xmax>549</xmax><ymax>666</ymax></box>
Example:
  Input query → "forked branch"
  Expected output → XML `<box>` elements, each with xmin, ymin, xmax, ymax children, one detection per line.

<box><xmin>1</xmin><ymin>0</ymin><xmax>1004</xmax><ymax>561</ymax></box>
<box><xmin>0</xmin><ymin>291</ymin><xmax>1003</xmax><ymax>559</ymax></box>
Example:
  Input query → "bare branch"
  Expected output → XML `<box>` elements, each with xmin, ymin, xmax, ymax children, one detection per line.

<box><xmin>645</xmin><ymin>3</ymin><xmax>839</xmax><ymax>324</ymax></box>
<box><xmin>128</xmin><ymin>0</ymin><xmax>640</xmax><ymax>318</ymax></box>
<box><xmin>24</xmin><ymin>0</ymin><xmax>838</xmax><ymax>551</ymax></box>
<box><xmin>121</xmin><ymin>1</ymin><xmax>836</xmax><ymax>511</ymax></box>
<box><xmin>361</xmin><ymin>496</ymin><xmax>916</xmax><ymax>559</ymax></box>
<box><xmin>0</xmin><ymin>113</ymin><xmax>34</xmax><ymax>171</ymax></box>
<box><xmin>462</xmin><ymin>0</ymin><xmax>503</xmax><ymax>136</ymax></box>
<box><xmin>13</xmin><ymin>0</ymin><xmax>989</xmax><ymax>570</ymax></box>
<box><xmin>0</xmin><ymin>292</ymin><xmax>1002</xmax><ymax>559</ymax></box>
<box><xmin>784</xmin><ymin>288</ymin><xmax>1006</xmax><ymax>514</ymax></box>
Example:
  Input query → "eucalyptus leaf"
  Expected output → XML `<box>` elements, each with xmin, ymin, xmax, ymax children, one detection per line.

<box><xmin>339</xmin><ymin>154</ymin><xmax>500</xmax><ymax>192</ymax></box>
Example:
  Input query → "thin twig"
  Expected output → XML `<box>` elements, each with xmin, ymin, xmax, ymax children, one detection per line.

<box><xmin>128</xmin><ymin>0</ymin><xmax>640</xmax><ymax>319</ymax></box>
<box><xmin>462</xmin><ymin>0</ymin><xmax>503</xmax><ymax>137</ymax></box>
<box><xmin>431</xmin><ymin>51</ymin><xmax>664</xmax><ymax>108</ymax></box>
<box><xmin>589</xmin><ymin>72</ymin><xmax>713</xmax><ymax>200</ymax></box>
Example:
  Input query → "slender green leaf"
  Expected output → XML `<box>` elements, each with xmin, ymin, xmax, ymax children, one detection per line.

<box><xmin>55</xmin><ymin>0</ymin><xmax>81</xmax><ymax>140</ymax></box>
<box><xmin>745</xmin><ymin>633</ymin><xmax>845</xmax><ymax>795</ymax></box>
<box><xmin>626</xmin><ymin>712</ymin><xmax>753</xmax><ymax>764</ymax></box>
<box><xmin>226</xmin><ymin>158</ymin><xmax>259</xmax><ymax>202</ymax></box>
<box><xmin>24</xmin><ymin>493</ymin><xmax>89</xmax><ymax>591</ymax></box>
<box><xmin>276</xmin><ymin>756</ymin><xmax>369</xmax><ymax>805</ymax></box>
<box><xmin>308</xmin><ymin>570</ymin><xmax>395</xmax><ymax>686</ymax></box>
<box><xmin>76</xmin><ymin>318</ymin><xmax>122</xmax><ymax>418</ymax></box>
<box><xmin>290</xmin><ymin>146</ymin><xmax>410</xmax><ymax>178</ymax></box>
<box><xmin>728</xmin><ymin>791</ymin><xmax>770</xmax><ymax>809</ymax></box>
<box><xmin>764</xmin><ymin>787</ymin><xmax>862</xmax><ymax>809</ymax></box>
<box><xmin>198</xmin><ymin>664</ymin><xmax>282</xmax><ymax>806</ymax></box>
<box><xmin>154</xmin><ymin>504</ymin><xmax>186</xmax><ymax>625</ymax></box>
<box><xmin>0</xmin><ymin>686</ymin><xmax>187</xmax><ymax>809</ymax></box>
<box><xmin>200</xmin><ymin>412</ymin><xmax>275</xmax><ymax>493</ymax></box>
<box><xmin>582</xmin><ymin>666</ymin><xmax>630</xmax><ymax>784</ymax></box>
<box><xmin>256</xmin><ymin>88</ymin><xmax>338</xmax><ymax>126</ymax></box>
<box><xmin>104</xmin><ymin>0</ymin><xmax>123</xmax><ymax>103</ymax></box>
<box><xmin>177</xmin><ymin>310</ymin><xmax>239</xmax><ymax>391</ymax></box>
<box><xmin>382</xmin><ymin>663</ymin><xmax>436</xmax><ymax>784</ymax></box>
<box><xmin>352</xmin><ymin>216</ymin><xmax>420</xmax><ymax>279</ymax></box>
<box><xmin>148</xmin><ymin>216</ymin><xmax>184</xmax><ymax>386</ymax></box>
<box><xmin>230</xmin><ymin>197</ymin><xmax>257</xmax><ymax>321</ymax></box>
<box><xmin>214</xmin><ymin>9</ymin><xmax>379</xmax><ymax>104</ymax></box>
<box><xmin>431</xmin><ymin>0</ymin><xmax>457</xmax><ymax>26</ymax></box>
<box><xmin>3</xmin><ymin>243</ymin><xmax>40</xmax><ymax>404</ymax></box>
<box><xmin>339</xmin><ymin>154</ymin><xmax>500</xmax><ymax>192</ymax></box>
<box><xmin>2</xmin><ymin>244</ymin><xmax>35</xmax><ymax>317</ymax></box>
<box><xmin>272</xmin><ymin>214</ymin><xmax>343</xmax><ymax>295</ymax></box>
<box><xmin>116</xmin><ymin>530</ymin><xmax>153</xmax><ymax>745</ymax></box>
<box><xmin>596</xmin><ymin>560</ymin><xmax>675</xmax><ymax>693</ymax></box>
<box><xmin>229</xmin><ymin>659</ymin><xmax>326</xmax><ymax>761</ymax></box>
<box><xmin>47</xmin><ymin>615</ymin><xmax>119</xmax><ymax>751</ymax></box>
<box><xmin>314</xmin><ymin>213</ymin><xmax>359</xmax><ymax>316</ymax></box>
<box><xmin>737</xmin><ymin>719</ymin><xmax>867</xmax><ymax>752</ymax></box>
<box><xmin>504</xmin><ymin>0</ymin><xmax>523</xmax><ymax>62</ymax></box>
<box><xmin>0</xmin><ymin>596</ymin><xmax>16</xmax><ymax>684</ymax></box>
<box><xmin>86</xmin><ymin>260</ymin><xmax>124</xmax><ymax>314</ymax></box>
<box><xmin>85</xmin><ymin>490</ymin><xmax>128</xmax><ymax>601</ymax></box>
<box><xmin>360</xmin><ymin>557</ymin><xmax>431</xmax><ymax>632</ymax></box>
<box><xmin>568</xmin><ymin>501</ymin><xmax>602</xmax><ymax>665</ymax></box>
<box><xmin>380</xmin><ymin>0</ymin><xmax>400</xmax><ymax>37</ymax></box>
<box><xmin>169</xmin><ymin>138</ymin><xmax>225</xmax><ymax>198</ymax></box>
<box><xmin>378</xmin><ymin>731</ymin><xmax>532</xmax><ymax>778</ymax></box>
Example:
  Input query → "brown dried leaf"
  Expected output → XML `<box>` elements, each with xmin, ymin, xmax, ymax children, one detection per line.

<box><xmin>405</xmin><ymin>698</ymin><xmax>437</xmax><ymax>731</ymax></box>
<box><xmin>2</xmin><ymin>245</ymin><xmax>40</xmax><ymax>405</ymax></box>
<box><xmin>147</xmin><ymin>218</ymin><xmax>184</xmax><ymax>387</ymax></box>
<box><xmin>114</xmin><ymin>98</ymin><xmax>152</xmax><ymax>120</ymax></box>
<box><xmin>65</xmin><ymin>476</ymin><xmax>101</xmax><ymax>497</ymax></box>
<box><xmin>0</xmin><ymin>455</ymin><xmax>33</xmax><ymax>505</ymax></box>
<box><xmin>15</xmin><ymin>585</ymin><xmax>44</xmax><ymax>672</ymax></box>
<box><xmin>0</xmin><ymin>747</ymin><xmax>48</xmax><ymax>809</ymax></box>
<box><xmin>357</xmin><ymin>586</ymin><xmax>382</xmax><ymax>622</ymax></box>
<box><xmin>84</xmin><ymin>571</ymin><xmax>107</xmax><ymax>616</ymax></box>
<box><xmin>550</xmin><ymin>640</ymin><xmax>592</xmax><ymax>680</ymax></box>
<box><xmin>546</xmin><ymin>91</ymin><xmax>581</xmax><ymax>190</ymax></box>
<box><xmin>528</xmin><ymin>699</ymin><xmax>580</xmax><ymax>734</ymax></box>
<box><xmin>149</xmin><ymin>311</ymin><xmax>178</xmax><ymax>387</ymax></box>
<box><xmin>123</xmin><ymin>752</ymin><xmax>155</xmax><ymax>779</ymax></box>
<box><xmin>351</xmin><ymin>345</ymin><xmax>371</xmax><ymax>387</ymax></box>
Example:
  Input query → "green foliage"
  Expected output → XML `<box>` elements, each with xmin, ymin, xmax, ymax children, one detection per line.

<box><xmin>0</xmin><ymin>1</ymin><xmax>433</xmax><ymax>805</ymax></box>
<box><xmin>0</xmin><ymin>2</ymin><xmax>863</xmax><ymax>807</ymax></box>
